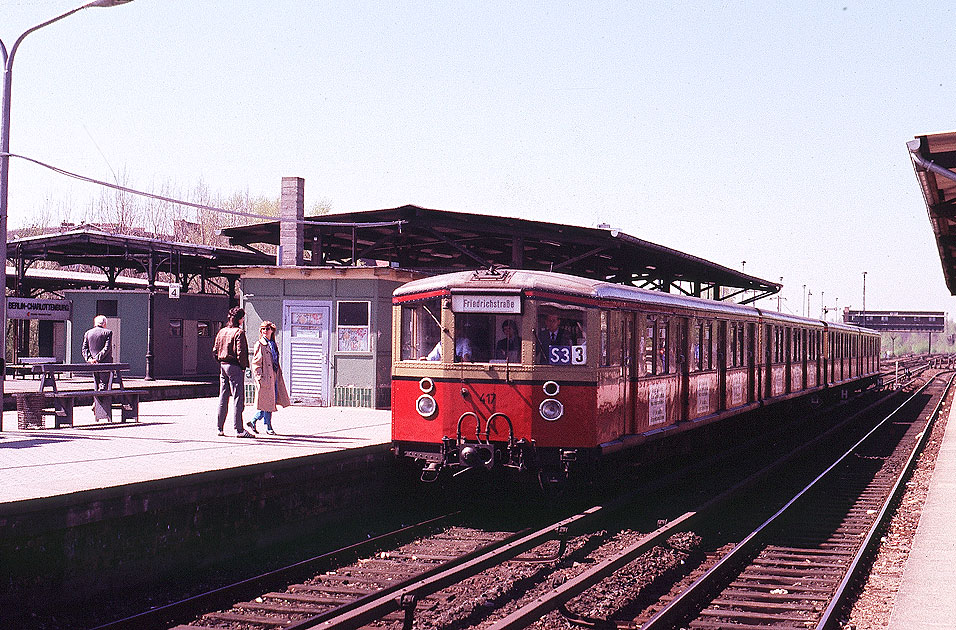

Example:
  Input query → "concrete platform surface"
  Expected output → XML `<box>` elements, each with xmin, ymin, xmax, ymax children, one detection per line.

<box><xmin>0</xmin><ymin>397</ymin><xmax>390</xmax><ymax>504</ymax></box>
<box><xmin>887</xmin><ymin>398</ymin><xmax>956</xmax><ymax>629</ymax></box>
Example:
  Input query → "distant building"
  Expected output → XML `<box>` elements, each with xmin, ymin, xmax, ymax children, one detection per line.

<box><xmin>844</xmin><ymin>309</ymin><xmax>945</xmax><ymax>332</ymax></box>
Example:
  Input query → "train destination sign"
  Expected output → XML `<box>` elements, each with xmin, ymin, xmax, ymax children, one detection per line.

<box><xmin>451</xmin><ymin>294</ymin><xmax>521</xmax><ymax>314</ymax></box>
<box><xmin>451</xmin><ymin>294</ymin><xmax>521</xmax><ymax>315</ymax></box>
<box><xmin>6</xmin><ymin>297</ymin><xmax>72</xmax><ymax>321</ymax></box>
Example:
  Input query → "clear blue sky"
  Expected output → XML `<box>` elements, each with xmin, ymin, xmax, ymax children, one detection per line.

<box><xmin>2</xmin><ymin>1</ymin><xmax>954</xmax><ymax>318</ymax></box>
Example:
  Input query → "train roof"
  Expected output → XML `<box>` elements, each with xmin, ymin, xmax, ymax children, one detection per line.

<box><xmin>395</xmin><ymin>269</ymin><xmax>835</xmax><ymax>326</ymax></box>
<box><xmin>824</xmin><ymin>320</ymin><xmax>879</xmax><ymax>336</ymax></box>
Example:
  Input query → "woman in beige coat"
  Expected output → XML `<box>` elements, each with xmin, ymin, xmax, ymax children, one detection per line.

<box><xmin>248</xmin><ymin>321</ymin><xmax>291</xmax><ymax>435</ymax></box>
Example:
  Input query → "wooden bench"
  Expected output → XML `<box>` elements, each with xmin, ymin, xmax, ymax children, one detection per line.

<box><xmin>16</xmin><ymin>389</ymin><xmax>149</xmax><ymax>428</ymax></box>
<box><xmin>14</xmin><ymin>363</ymin><xmax>145</xmax><ymax>428</ymax></box>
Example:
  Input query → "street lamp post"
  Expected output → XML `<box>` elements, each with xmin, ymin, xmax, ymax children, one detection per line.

<box><xmin>862</xmin><ymin>271</ymin><xmax>868</xmax><ymax>326</ymax></box>
<box><xmin>0</xmin><ymin>0</ymin><xmax>133</xmax><ymax>430</ymax></box>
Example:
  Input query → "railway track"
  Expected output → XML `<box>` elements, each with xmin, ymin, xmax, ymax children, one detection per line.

<box><xmin>99</xmin><ymin>380</ymin><xmax>938</xmax><ymax>630</ymax></box>
<box><xmin>631</xmin><ymin>372</ymin><xmax>952</xmax><ymax>630</ymax></box>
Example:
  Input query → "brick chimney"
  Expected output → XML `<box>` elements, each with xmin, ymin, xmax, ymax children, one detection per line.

<box><xmin>279</xmin><ymin>177</ymin><xmax>305</xmax><ymax>266</ymax></box>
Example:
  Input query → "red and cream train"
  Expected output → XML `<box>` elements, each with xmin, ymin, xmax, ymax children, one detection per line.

<box><xmin>391</xmin><ymin>269</ymin><xmax>881</xmax><ymax>481</ymax></box>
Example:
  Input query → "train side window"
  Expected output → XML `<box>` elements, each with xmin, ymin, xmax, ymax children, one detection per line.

<box><xmin>400</xmin><ymin>298</ymin><xmax>443</xmax><ymax>361</ymax></box>
<box><xmin>705</xmin><ymin>322</ymin><xmax>713</xmax><ymax>370</ymax></box>
<box><xmin>741</xmin><ymin>324</ymin><xmax>747</xmax><ymax>366</ymax></box>
<box><xmin>600</xmin><ymin>311</ymin><xmax>609</xmax><ymax>367</ymax></box>
<box><xmin>644</xmin><ymin>320</ymin><xmax>656</xmax><ymax>375</ymax></box>
<box><xmin>657</xmin><ymin>319</ymin><xmax>669</xmax><ymax>374</ymax></box>
<box><xmin>732</xmin><ymin>324</ymin><xmax>739</xmax><ymax>367</ymax></box>
<box><xmin>692</xmin><ymin>322</ymin><xmax>703</xmax><ymax>372</ymax></box>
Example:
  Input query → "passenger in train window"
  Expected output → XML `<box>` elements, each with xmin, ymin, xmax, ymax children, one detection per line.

<box><xmin>536</xmin><ymin>313</ymin><xmax>575</xmax><ymax>363</ymax></box>
<box><xmin>422</xmin><ymin>336</ymin><xmax>474</xmax><ymax>361</ymax></box>
<box><xmin>495</xmin><ymin>318</ymin><xmax>521</xmax><ymax>362</ymax></box>
<box><xmin>455</xmin><ymin>335</ymin><xmax>474</xmax><ymax>362</ymax></box>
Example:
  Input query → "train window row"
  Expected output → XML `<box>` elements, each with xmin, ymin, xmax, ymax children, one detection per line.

<box><xmin>399</xmin><ymin>299</ymin><xmax>876</xmax><ymax>371</ymax></box>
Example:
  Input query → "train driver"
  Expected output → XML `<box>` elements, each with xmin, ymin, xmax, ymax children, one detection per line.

<box><xmin>537</xmin><ymin>313</ymin><xmax>575</xmax><ymax>363</ymax></box>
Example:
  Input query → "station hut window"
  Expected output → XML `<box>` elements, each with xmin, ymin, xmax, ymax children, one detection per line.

<box><xmin>197</xmin><ymin>321</ymin><xmax>210</xmax><ymax>337</ymax></box>
<box><xmin>169</xmin><ymin>319</ymin><xmax>183</xmax><ymax>337</ymax></box>
<box><xmin>96</xmin><ymin>299</ymin><xmax>118</xmax><ymax>317</ymax></box>
<box><xmin>337</xmin><ymin>301</ymin><xmax>371</xmax><ymax>353</ymax></box>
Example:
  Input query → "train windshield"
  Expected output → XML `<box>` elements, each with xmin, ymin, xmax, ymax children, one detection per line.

<box><xmin>452</xmin><ymin>313</ymin><xmax>523</xmax><ymax>363</ymax></box>
<box><xmin>535</xmin><ymin>306</ymin><xmax>587</xmax><ymax>365</ymax></box>
<box><xmin>400</xmin><ymin>299</ymin><xmax>443</xmax><ymax>361</ymax></box>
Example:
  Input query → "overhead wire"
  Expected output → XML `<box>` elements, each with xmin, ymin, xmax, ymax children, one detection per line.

<box><xmin>1</xmin><ymin>152</ymin><xmax>406</xmax><ymax>229</ymax></box>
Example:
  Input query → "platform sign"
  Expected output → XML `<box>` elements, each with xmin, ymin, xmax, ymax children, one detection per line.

<box><xmin>6</xmin><ymin>297</ymin><xmax>71</xmax><ymax>321</ymax></box>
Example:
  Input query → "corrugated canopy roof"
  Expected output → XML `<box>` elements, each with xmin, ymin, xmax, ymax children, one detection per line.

<box><xmin>221</xmin><ymin>205</ymin><xmax>781</xmax><ymax>303</ymax></box>
<box><xmin>7</xmin><ymin>227</ymin><xmax>272</xmax><ymax>295</ymax></box>
<box><xmin>908</xmin><ymin>131</ymin><xmax>956</xmax><ymax>294</ymax></box>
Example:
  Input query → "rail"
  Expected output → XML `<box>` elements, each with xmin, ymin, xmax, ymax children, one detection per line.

<box><xmin>638</xmin><ymin>371</ymin><xmax>950</xmax><ymax>629</ymax></box>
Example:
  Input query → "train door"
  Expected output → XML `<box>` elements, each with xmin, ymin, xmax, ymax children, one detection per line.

<box><xmin>801</xmin><ymin>329</ymin><xmax>808</xmax><ymax>390</ymax></box>
<box><xmin>765</xmin><ymin>324</ymin><xmax>774</xmax><ymax>399</ymax></box>
<box><xmin>677</xmin><ymin>317</ymin><xmax>689</xmax><ymax>422</ymax></box>
<box><xmin>747</xmin><ymin>322</ymin><xmax>757</xmax><ymax>403</ymax></box>
<box><xmin>717</xmin><ymin>321</ymin><xmax>727</xmax><ymax>411</ymax></box>
<box><xmin>623</xmin><ymin>312</ymin><xmax>636</xmax><ymax>433</ymax></box>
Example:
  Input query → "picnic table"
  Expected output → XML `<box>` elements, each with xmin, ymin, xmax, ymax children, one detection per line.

<box><xmin>14</xmin><ymin>363</ymin><xmax>147</xmax><ymax>429</ymax></box>
<box><xmin>6</xmin><ymin>356</ymin><xmax>57</xmax><ymax>379</ymax></box>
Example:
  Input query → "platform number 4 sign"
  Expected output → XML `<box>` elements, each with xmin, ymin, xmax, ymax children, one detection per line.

<box><xmin>169</xmin><ymin>284</ymin><xmax>181</xmax><ymax>299</ymax></box>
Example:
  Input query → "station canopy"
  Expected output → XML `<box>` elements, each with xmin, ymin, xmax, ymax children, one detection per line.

<box><xmin>221</xmin><ymin>205</ymin><xmax>781</xmax><ymax>303</ymax></box>
<box><xmin>6</xmin><ymin>226</ymin><xmax>272</xmax><ymax>296</ymax></box>
<box><xmin>908</xmin><ymin>131</ymin><xmax>956</xmax><ymax>294</ymax></box>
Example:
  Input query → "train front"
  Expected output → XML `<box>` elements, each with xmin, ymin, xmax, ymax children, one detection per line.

<box><xmin>391</xmin><ymin>270</ymin><xmax>599</xmax><ymax>482</ymax></box>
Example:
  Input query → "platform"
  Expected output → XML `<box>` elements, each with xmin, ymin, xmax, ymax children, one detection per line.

<box><xmin>0</xmin><ymin>396</ymin><xmax>390</xmax><ymax>504</ymax></box>
<box><xmin>887</xmin><ymin>397</ymin><xmax>956</xmax><ymax>629</ymax></box>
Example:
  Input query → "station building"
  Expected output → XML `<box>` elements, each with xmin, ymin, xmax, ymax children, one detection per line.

<box><xmin>220</xmin><ymin>177</ymin><xmax>781</xmax><ymax>409</ymax></box>
<box><xmin>5</xmin><ymin>179</ymin><xmax>782</xmax><ymax>407</ymax></box>
<box><xmin>6</xmin><ymin>226</ymin><xmax>269</xmax><ymax>378</ymax></box>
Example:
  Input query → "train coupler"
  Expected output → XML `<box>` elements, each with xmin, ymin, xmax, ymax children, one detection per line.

<box><xmin>420</xmin><ymin>462</ymin><xmax>442</xmax><ymax>483</ymax></box>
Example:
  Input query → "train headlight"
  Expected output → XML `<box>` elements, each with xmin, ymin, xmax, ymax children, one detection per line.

<box><xmin>543</xmin><ymin>381</ymin><xmax>560</xmax><ymax>396</ymax></box>
<box><xmin>416</xmin><ymin>394</ymin><xmax>437</xmax><ymax>418</ymax></box>
<box><xmin>419</xmin><ymin>377</ymin><xmax>434</xmax><ymax>393</ymax></box>
<box><xmin>539</xmin><ymin>398</ymin><xmax>564</xmax><ymax>421</ymax></box>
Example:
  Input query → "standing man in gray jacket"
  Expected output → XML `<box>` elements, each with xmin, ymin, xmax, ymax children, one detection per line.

<box><xmin>82</xmin><ymin>315</ymin><xmax>113</xmax><ymax>390</ymax></box>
